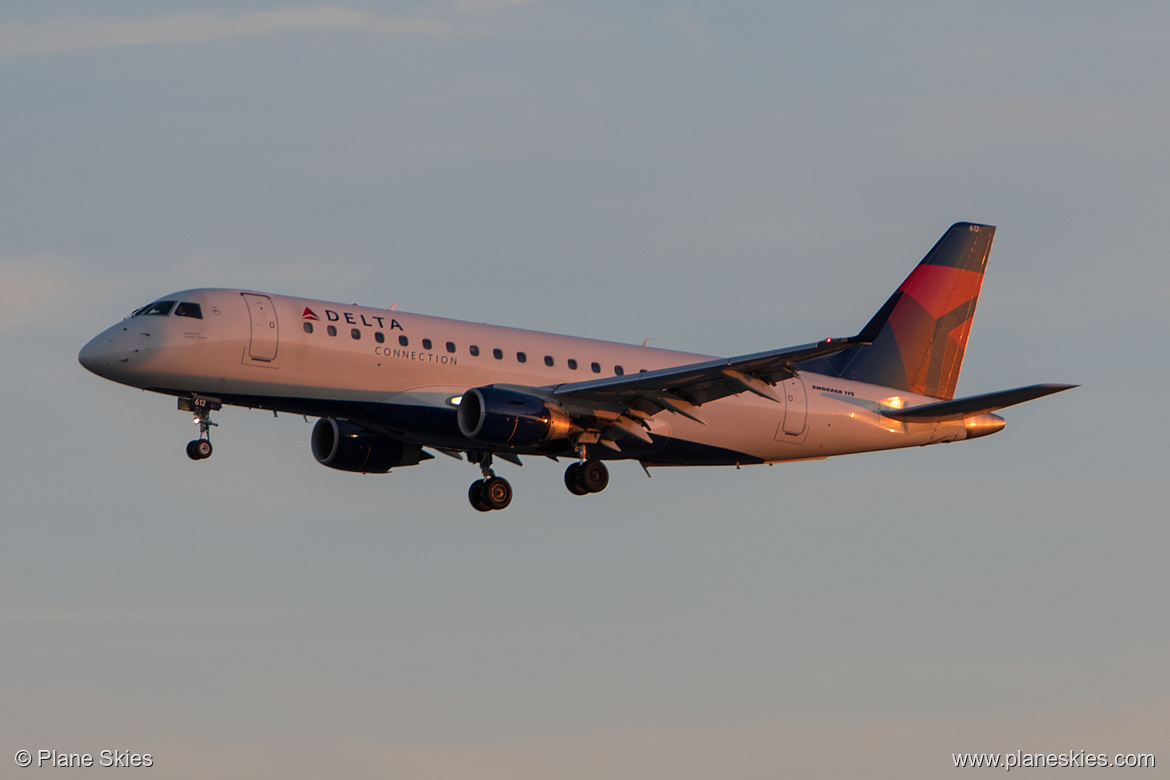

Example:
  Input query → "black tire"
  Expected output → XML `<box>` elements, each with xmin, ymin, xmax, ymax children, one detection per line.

<box><xmin>564</xmin><ymin>463</ymin><xmax>589</xmax><ymax>495</ymax></box>
<box><xmin>481</xmin><ymin>476</ymin><xmax>513</xmax><ymax>510</ymax></box>
<box><xmin>469</xmin><ymin>479</ymin><xmax>491</xmax><ymax>512</ymax></box>
<box><xmin>578</xmin><ymin>459</ymin><xmax>609</xmax><ymax>493</ymax></box>
<box><xmin>187</xmin><ymin>439</ymin><xmax>212</xmax><ymax>460</ymax></box>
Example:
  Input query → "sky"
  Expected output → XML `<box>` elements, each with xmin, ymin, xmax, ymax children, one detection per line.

<box><xmin>2</xmin><ymin>2</ymin><xmax>1167</xmax><ymax>778</ymax></box>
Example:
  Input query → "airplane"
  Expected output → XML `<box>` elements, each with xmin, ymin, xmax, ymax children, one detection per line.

<box><xmin>79</xmin><ymin>222</ymin><xmax>1074</xmax><ymax>511</ymax></box>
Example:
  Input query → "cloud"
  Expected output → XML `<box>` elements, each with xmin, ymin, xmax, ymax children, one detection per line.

<box><xmin>0</xmin><ymin>256</ymin><xmax>101</xmax><ymax>339</ymax></box>
<box><xmin>863</xmin><ymin>92</ymin><xmax>1170</xmax><ymax>169</ymax></box>
<box><xmin>149</xmin><ymin>700</ymin><xmax>1168</xmax><ymax>779</ymax></box>
<box><xmin>933</xmin><ymin>18</ymin><xmax>1170</xmax><ymax>72</ymax></box>
<box><xmin>0</xmin><ymin>6</ymin><xmax>450</xmax><ymax>57</ymax></box>
<box><xmin>454</xmin><ymin>0</ymin><xmax>539</xmax><ymax>13</ymax></box>
<box><xmin>0</xmin><ymin>608</ymin><xmax>212</xmax><ymax>624</ymax></box>
<box><xmin>429</xmin><ymin>78</ymin><xmax>514</xmax><ymax>102</ymax></box>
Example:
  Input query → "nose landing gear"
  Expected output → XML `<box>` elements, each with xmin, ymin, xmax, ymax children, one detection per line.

<box><xmin>179</xmin><ymin>395</ymin><xmax>221</xmax><ymax>461</ymax></box>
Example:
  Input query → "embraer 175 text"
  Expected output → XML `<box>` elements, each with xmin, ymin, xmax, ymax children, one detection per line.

<box><xmin>80</xmin><ymin>223</ymin><xmax>1074</xmax><ymax>511</ymax></box>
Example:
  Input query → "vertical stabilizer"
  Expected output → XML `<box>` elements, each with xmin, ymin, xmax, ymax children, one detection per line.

<box><xmin>798</xmin><ymin>222</ymin><xmax>994</xmax><ymax>400</ymax></box>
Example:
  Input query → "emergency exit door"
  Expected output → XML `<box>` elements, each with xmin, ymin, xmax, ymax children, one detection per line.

<box><xmin>775</xmin><ymin>376</ymin><xmax>807</xmax><ymax>439</ymax></box>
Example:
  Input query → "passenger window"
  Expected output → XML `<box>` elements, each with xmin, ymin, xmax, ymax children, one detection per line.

<box><xmin>422</xmin><ymin>338</ymin><xmax>432</xmax><ymax>350</ymax></box>
<box><xmin>327</xmin><ymin>325</ymin><xmax>337</xmax><ymax>337</ymax></box>
<box><xmin>614</xmin><ymin>365</ymin><xmax>624</xmax><ymax>376</ymax></box>
<box><xmin>303</xmin><ymin>322</ymin><xmax>314</xmax><ymax>334</ymax></box>
<box><xmin>351</xmin><ymin>329</ymin><xmax>361</xmax><ymax>340</ymax></box>
<box><xmin>591</xmin><ymin>362</ymin><xmax>601</xmax><ymax>373</ymax></box>
<box><xmin>399</xmin><ymin>335</ymin><xmax>409</xmax><ymax>346</ymax></box>
<box><xmin>375</xmin><ymin>332</ymin><xmax>385</xmax><ymax>343</ymax></box>
<box><xmin>544</xmin><ymin>355</ymin><xmax>554</xmax><ymax>367</ymax></box>
<box><xmin>446</xmin><ymin>341</ymin><xmax>456</xmax><ymax>353</ymax></box>
<box><xmin>517</xmin><ymin>352</ymin><xmax>527</xmax><ymax>363</ymax></box>
<box><xmin>493</xmin><ymin>348</ymin><xmax>503</xmax><ymax>360</ymax></box>
<box><xmin>175</xmin><ymin>302</ymin><xmax>202</xmax><ymax>319</ymax></box>
<box><xmin>568</xmin><ymin>359</ymin><xmax>578</xmax><ymax>370</ymax></box>
<box><xmin>470</xmin><ymin>345</ymin><xmax>480</xmax><ymax>356</ymax></box>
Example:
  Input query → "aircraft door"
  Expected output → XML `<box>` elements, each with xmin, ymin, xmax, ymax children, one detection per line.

<box><xmin>242</xmin><ymin>293</ymin><xmax>279</xmax><ymax>362</ymax></box>
<box><xmin>775</xmin><ymin>376</ymin><xmax>808</xmax><ymax>439</ymax></box>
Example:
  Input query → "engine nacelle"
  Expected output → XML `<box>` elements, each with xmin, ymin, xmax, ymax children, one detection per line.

<box><xmin>311</xmin><ymin>418</ymin><xmax>427</xmax><ymax>473</ymax></box>
<box><xmin>456</xmin><ymin>386</ymin><xmax>576</xmax><ymax>447</ymax></box>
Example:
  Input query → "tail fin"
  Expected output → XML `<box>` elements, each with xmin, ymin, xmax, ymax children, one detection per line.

<box><xmin>798</xmin><ymin>222</ymin><xmax>994</xmax><ymax>400</ymax></box>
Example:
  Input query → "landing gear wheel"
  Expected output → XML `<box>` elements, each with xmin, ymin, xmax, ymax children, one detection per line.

<box><xmin>469</xmin><ymin>479</ymin><xmax>491</xmax><ymax>512</ymax></box>
<box><xmin>565</xmin><ymin>459</ymin><xmax>608</xmax><ymax>494</ymax></box>
<box><xmin>466</xmin><ymin>452</ymin><xmax>512</xmax><ymax>512</ymax></box>
<box><xmin>480</xmin><ymin>476</ymin><xmax>513</xmax><ymax>511</ymax></box>
<box><xmin>578</xmin><ymin>459</ymin><xmax>609</xmax><ymax>493</ymax></box>
<box><xmin>186</xmin><ymin>439</ymin><xmax>212</xmax><ymax>460</ymax></box>
<box><xmin>564</xmin><ymin>463</ymin><xmax>589</xmax><ymax>495</ymax></box>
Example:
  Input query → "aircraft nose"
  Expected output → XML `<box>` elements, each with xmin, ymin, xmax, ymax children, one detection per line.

<box><xmin>79</xmin><ymin>333</ymin><xmax>112</xmax><ymax>375</ymax></box>
<box><xmin>79</xmin><ymin>328</ymin><xmax>132</xmax><ymax>379</ymax></box>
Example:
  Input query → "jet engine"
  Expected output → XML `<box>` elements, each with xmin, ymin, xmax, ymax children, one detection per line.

<box><xmin>456</xmin><ymin>386</ymin><xmax>576</xmax><ymax>447</ymax></box>
<box><xmin>311</xmin><ymin>418</ymin><xmax>429</xmax><ymax>473</ymax></box>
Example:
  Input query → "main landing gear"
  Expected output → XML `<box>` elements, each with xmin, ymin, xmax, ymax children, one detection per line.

<box><xmin>466</xmin><ymin>453</ymin><xmax>612</xmax><ymax>512</ymax></box>
<box><xmin>468</xmin><ymin>452</ymin><xmax>512</xmax><ymax>512</ymax></box>
<box><xmin>179</xmin><ymin>395</ymin><xmax>221</xmax><ymax>461</ymax></box>
<box><xmin>565</xmin><ymin>459</ymin><xmax>609</xmax><ymax>496</ymax></box>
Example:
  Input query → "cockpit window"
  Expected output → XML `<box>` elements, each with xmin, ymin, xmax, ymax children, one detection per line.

<box><xmin>174</xmin><ymin>302</ymin><xmax>202</xmax><ymax>319</ymax></box>
<box><xmin>133</xmin><ymin>301</ymin><xmax>176</xmax><ymax>317</ymax></box>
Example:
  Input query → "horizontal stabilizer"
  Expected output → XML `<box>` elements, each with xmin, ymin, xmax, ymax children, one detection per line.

<box><xmin>881</xmin><ymin>383</ymin><xmax>1076</xmax><ymax>422</ymax></box>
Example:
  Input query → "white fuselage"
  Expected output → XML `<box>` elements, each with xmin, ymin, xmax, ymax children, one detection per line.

<box><xmin>79</xmin><ymin>288</ymin><xmax>998</xmax><ymax>466</ymax></box>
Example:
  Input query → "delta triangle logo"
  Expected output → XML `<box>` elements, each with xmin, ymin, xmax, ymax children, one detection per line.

<box><xmin>302</xmin><ymin>307</ymin><xmax>320</xmax><ymax>321</ymax></box>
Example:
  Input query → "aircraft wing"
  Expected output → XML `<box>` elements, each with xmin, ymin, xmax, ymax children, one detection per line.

<box><xmin>879</xmin><ymin>383</ymin><xmax>1077</xmax><ymax>422</ymax></box>
<box><xmin>542</xmin><ymin>336</ymin><xmax>864</xmax><ymax>435</ymax></box>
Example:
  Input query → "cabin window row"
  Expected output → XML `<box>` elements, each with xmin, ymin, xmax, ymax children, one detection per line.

<box><xmin>302</xmin><ymin>320</ymin><xmax>635</xmax><ymax>375</ymax></box>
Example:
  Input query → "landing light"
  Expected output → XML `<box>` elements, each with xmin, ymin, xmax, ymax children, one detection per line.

<box><xmin>880</xmin><ymin>396</ymin><xmax>905</xmax><ymax>410</ymax></box>
<box><xmin>447</xmin><ymin>395</ymin><xmax>463</xmax><ymax>407</ymax></box>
